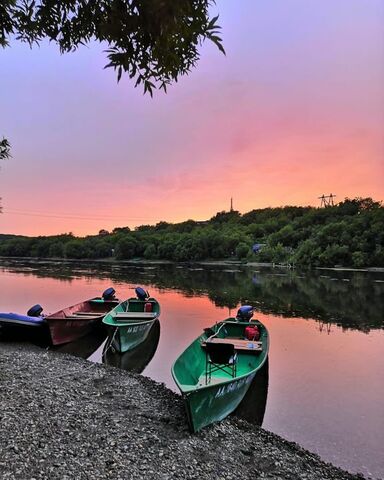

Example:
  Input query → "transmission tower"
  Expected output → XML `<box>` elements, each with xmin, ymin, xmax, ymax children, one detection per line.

<box><xmin>318</xmin><ymin>193</ymin><xmax>336</xmax><ymax>207</ymax></box>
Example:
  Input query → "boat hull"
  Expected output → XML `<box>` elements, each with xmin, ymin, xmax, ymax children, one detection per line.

<box><xmin>47</xmin><ymin>316</ymin><xmax>104</xmax><ymax>346</ymax></box>
<box><xmin>110</xmin><ymin>319</ymin><xmax>156</xmax><ymax>353</ymax></box>
<box><xmin>0</xmin><ymin>312</ymin><xmax>45</xmax><ymax>328</ymax></box>
<box><xmin>184</xmin><ymin>370</ymin><xmax>257</xmax><ymax>432</ymax></box>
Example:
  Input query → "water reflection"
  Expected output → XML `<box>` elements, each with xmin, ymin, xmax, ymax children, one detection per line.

<box><xmin>1</xmin><ymin>260</ymin><xmax>383</xmax><ymax>331</ymax></box>
<box><xmin>0</xmin><ymin>324</ymin><xmax>107</xmax><ymax>359</ymax></box>
<box><xmin>53</xmin><ymin>327</ymin><xmax>107</xmax><ymax>359</ymax></box>
<box><xmin>235</xmin><ymin>357</ymin><xmax>269</xmax><ymax>427</ymax></box>
<box><xmin>102</xmin><ymin>320</ymin><xmax>160</xmax><ymax>373</ymax></box>
<box><xmin>0</xmin><ymin>321</ymin><xmax>52</xmax><ymax>345</ymax></box>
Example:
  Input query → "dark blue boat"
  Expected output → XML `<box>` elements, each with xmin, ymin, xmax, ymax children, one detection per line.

<box><xmin>0</xmin><ymin>312</ymin><xmax>46</xmax><ymax>328</ymax></box>
<box><xmin>0</xmin><ymin>308</ymin><xmax>48</xmax><ymax>343</ymax></box>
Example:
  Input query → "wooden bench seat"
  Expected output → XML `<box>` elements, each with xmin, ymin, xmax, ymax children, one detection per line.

<box><xmin>202</xmin><ymin>337</ymin><xmax>262</xmax><ymax>352</ymax></box>
<box><xmin>112</xmin><ymin>312</ymin><xmax>157</xmax><ymax>322</ymax></box>
<box><xmin>64</xmin><ymin>315</ymin><xmax>101</xmax><ymax>320</ymax></box>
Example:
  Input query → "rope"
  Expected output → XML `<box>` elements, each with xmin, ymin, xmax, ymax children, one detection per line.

<box><xmin>206</xmin><ymin>322</ymin><xmax>226</xmax><ymax>341</ymax></box>
<box><xmin>102</xmin><ymin>327</ymin><xmax>119</xmax><ymax>358</ymax></box>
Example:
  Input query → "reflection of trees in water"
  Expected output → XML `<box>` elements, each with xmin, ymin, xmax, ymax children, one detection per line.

<box><xmin>0</xmin><ymin>260</ymin><xmax>75</xmax><ymax>283</ymax></box>
<box><xmin>247</xmin><ymin>271</ymin><xmax>384</xmax><ymax>332</ymax></box>
<box><xmin>2</xmin><ymin>260</ymin><xmax>383</xmax><ymax>331</ymax></box>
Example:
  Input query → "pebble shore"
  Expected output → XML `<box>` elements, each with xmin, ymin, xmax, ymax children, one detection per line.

<box><xmin>0</xmin><ymin>343</ymin><xmax>366</xmax><ymax>480</ymax></box>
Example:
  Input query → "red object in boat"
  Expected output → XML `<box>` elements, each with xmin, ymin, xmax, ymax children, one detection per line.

<box><xmin>245</xmin><ymin>325</ymin><xmax>260</xmax><ymax>341</ymax></box>
<box><xmin>144</xmin><ymin>302</ymin><xmax>153</xmax><ymax>312</ymax></box>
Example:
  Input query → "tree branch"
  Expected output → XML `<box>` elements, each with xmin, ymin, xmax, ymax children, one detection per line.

<box><xmin>0</xmin><ymin>137</ymin><xmax>11</xmax><ymax>160</ymax></box>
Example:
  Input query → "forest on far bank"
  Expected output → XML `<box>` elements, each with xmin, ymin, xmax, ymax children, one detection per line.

<box><xmin>0</xmin><ymin>197</ymin><xmax>383</xmax><ymax>268</ymax></box>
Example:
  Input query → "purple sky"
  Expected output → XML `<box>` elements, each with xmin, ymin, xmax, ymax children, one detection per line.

<box><xmin>1</xmin><ymin>0</ymin><xmax>383</xmax><ymax>236</ymax></box>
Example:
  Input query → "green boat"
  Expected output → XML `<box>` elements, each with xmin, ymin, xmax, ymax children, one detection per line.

<box><xmin>102</xmin><ymin>287</ymin><xmax>160</xmax><ymax>353</ymax></box>
<box><xmin>172</xmin><ymin>307</ymin><xmax>269</xmax><ymax>432</ymax></box>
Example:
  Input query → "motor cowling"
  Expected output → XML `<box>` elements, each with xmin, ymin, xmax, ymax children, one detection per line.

<box><xmin>236</xmin><ymin>305</ymin><xmax>254</xmax><ymax>321</ymax></box>
<box><xmin>135</xmin><ymin>287</ymin><xmax>149</xmax><ymax>301</ymax></box>
<box><xmin>27</xmin><ymin>304</ymin><xmax>43</xmax><ymax>317</ymax></box>
<box><xmin>102</xmin><ymin>287</ymin><xmax>116</xmax><ymax>301</ymax></box>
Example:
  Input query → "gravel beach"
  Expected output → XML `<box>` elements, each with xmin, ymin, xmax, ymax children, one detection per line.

<box><xmin>0</xmin><ymin>343</ymin><xmax>366</xmax><ymax>480</ymax></box>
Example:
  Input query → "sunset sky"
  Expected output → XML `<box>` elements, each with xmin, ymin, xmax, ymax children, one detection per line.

<box><xmin>1</xmin><ymin>0</ymin><xmax>383</xmax><ymax>236</ymax></box>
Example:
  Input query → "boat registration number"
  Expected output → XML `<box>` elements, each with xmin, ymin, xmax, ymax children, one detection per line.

<box><xmin>215</xmin><ymin>373</ymin><xmax>255</xmax><ymax>399</ymax></box>
<box><xmin>126</xmin><ymin>324</ymin><xmax>148</xmax><ymax>334</ymax></box>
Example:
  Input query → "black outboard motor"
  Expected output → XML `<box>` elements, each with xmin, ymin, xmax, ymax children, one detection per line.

<box><xmin>236</xmin><ymin>305</ymin><xmax>254</xmax><ymax>322</ymax></box>
<box><xmin>27</xmin><ymin>304</ymin><xmax>43</xmax><ymax>317</ymax></box>
<box><xmin>135</xmin><ymin>287</ymin><xmax>149</xmax><ymax>301</ymax></box>
<box><xmin>102</xmin><ymin>287</ymin><xmax>116</xmax><ymax>301</ymax></box>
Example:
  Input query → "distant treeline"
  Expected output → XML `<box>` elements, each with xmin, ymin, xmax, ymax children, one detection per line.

<box><xmin>1</xmin><ymin>197</ymin><xmax>383</xmax><ymax>268</ymax></box>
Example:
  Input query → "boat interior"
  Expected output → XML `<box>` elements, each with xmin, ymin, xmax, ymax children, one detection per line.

<box><xmin>173</xmin><ymin>321</ymin><xmax>267</xmax><ymax>390</ymax></box>
<box><xmin>125</xmin><ymin>298</ymin><xmax>160</xmax><ymax>313</ymax></box>
<box><xmin>110</xmin><ymin>298</ymin><xmax>160</xmax><ymax>323</ymax></box>
<box><xmin>48</xmin><ymin>298</ymin><xmax>119</xmax><ymax>320</ymax></box>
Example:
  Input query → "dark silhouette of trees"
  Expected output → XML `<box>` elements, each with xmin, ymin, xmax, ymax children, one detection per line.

<box><xmin>0</xmin><ymin>198</ymin><xmax>383</xmax><ymax>267</ymax></box>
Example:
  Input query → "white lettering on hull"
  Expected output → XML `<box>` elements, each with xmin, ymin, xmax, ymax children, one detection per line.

<box><xmin>126</xmin><ymin>324</ymin><xmax>149</xmax><ymax>334</ymax></box>
<box><xmin>214</xmin><ymin>373</ymin><xmax>255</xmax><ymax>399</ymax></box>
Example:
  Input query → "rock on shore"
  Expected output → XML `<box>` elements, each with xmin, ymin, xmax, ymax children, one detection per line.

<box><xmin>0</xmin><ymin>344</ymin><xmax>364</xmax><ymax>480</ymax></box>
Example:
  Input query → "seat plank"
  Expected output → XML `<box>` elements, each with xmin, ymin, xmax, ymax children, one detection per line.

<box><xmin>113</xmin><ymin>312</ymin><xmax>156</xmax><ymax>320</ymax></box>
<box><xmin>202</xmin><ymin>337</ymin><xmax>262</xmax><ymax>352</ymax></box>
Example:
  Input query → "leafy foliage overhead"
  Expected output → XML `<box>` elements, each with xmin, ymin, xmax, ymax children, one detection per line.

<box><xmin>0</xmin><ymin>137</ymin><xmax>11</xmax><ymax>160</ymax></box>
<box><xmin>0</xmin><ymin>0</ymin><xmax>224</xmax><ymax>94</ymax></box>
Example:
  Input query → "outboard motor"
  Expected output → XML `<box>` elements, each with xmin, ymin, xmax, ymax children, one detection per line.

<box><xmin>27</xmin><ymin>304</ymin><xmax>43</xmax><ymax>317</ymax></box>
<box><xmin>135</xmin><ymin>287</ymin><xmax>149</xmax><ymax>301</ymax></box>
<box><xmin>102</xmin><ymin>287</ymin><xmax>116</xmax><ymax>301</ymax></box>
<box><xmin>236</xmin><ymin>305</ymin><xmax>254</xmax><ymax>322</ymax></box>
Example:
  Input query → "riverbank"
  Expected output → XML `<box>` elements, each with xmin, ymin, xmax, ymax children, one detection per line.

<box><xmin>1</xmin><ymin>255</ymin><xmax>384</xmax><ymax>273</ymax></box>
<box><xmin>0</xmin><ymin>344</ymin><xmax>367</xmax><ymax>480</ymax></box>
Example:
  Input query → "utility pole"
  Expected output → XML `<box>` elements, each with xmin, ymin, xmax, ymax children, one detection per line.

<box><xmin>230</xmin><ymin>197</ymin><xmax>234</xmax><ymax>212</ymax></box>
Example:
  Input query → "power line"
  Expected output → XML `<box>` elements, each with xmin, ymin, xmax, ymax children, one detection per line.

<box><xmin>1</xmin><ymin>209</ymin><xmax>155</xmax><ymax>222</ymax></box>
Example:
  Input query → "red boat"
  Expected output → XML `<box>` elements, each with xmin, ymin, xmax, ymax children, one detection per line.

<box><xmin>46</xmin><ymin>288</ymin><xmax>119</xmax><ymax>346</ymax></box>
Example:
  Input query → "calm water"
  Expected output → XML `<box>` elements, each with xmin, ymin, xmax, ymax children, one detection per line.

<box><xmin>1</xmin><ymin>260</ymin><xmax>383</xmax><ymax>478</ymax></box>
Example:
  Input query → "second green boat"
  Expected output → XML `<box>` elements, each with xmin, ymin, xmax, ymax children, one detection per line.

<box><xmin>103</xmin><ymin>287</ymin><xmax>160</xmax><ymax>353</ymax></box>
<box><xmin>172</xmin><ymin>306</ymin><xmax>269</xmax><ymax>432</ymax></box>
